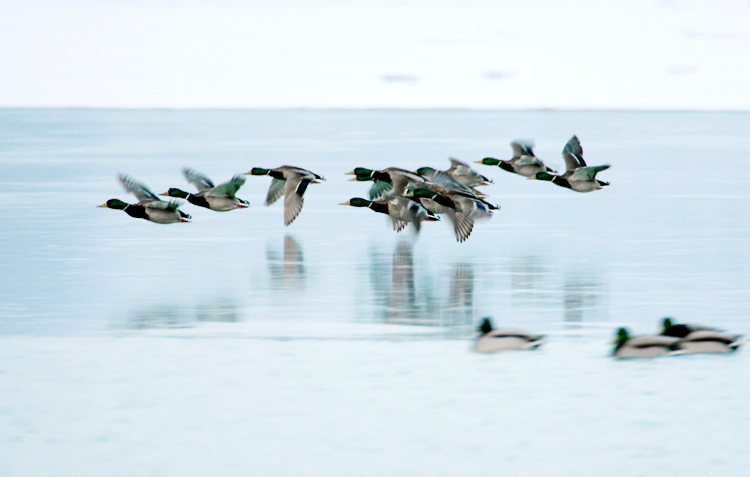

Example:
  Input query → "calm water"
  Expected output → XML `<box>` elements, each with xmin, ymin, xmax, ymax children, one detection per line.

<box><xmin>1</xmin><ymin>109</ymin><xmax>749</xmax><ymax>337</ymax></box>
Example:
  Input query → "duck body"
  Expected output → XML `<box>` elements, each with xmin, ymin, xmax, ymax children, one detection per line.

<box><xmin>347</xmin><ymin>167</ymin><xmax>426</xmax><ymax>199</ymax></box>
<box><xmin>98</xmin><ymin>174</ymin><xmax>191</xmax><ymax>224</ymax></box>
<box><xmin>162</xmin><ymin>168</ymin><xmax>248</xmax><ymax>212</ymax></box>
<box><xmin>340</xmin><ymin>196</ymin><xmax>439</xmax><ymax>233</ymax></box>
<box><xmin>612</xmin><ymin>328</ymin><xmax>679</xmax><ymax>358</ymax></box>
<box><xmin>674</xmin><ymin>330</ymin><xmax>744</xmax><ymax>354</ymax></box>
<box><xmin>476</xmin><ymin>140</ymin><xmax>555</xmax><ymax>178</ymax></box>
<box><xmin>658</xmin><ymin>318</ymin><xmax>743</xmax><ymax>354</ymax></box>
<box><xmin>246</xmin><ymin>166</ymin><xmax>325</xmax><ymax>226</ymax></box>
<box><xmin>474</xmin><ymin>318</ymin><xmax>544</xmax><ymax>352</ymax></box>
<box><xmin>529</xmin><ymin>136</ymin><xmax>610</xmax><ymax>192</ymax></box>
<box><xmin>407</xmin><ymin>185</ymin><xmax>498</xmax><ymax>242</ymax></box>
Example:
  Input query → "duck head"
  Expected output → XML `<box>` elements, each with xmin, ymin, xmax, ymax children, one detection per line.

<box><xmin>339</xmin><ymin>198</ymin><xmax>372</xmax><ymax>207</ymax></box>
<box><xmin>97</xmin><ymin>199</ymin><xmax>129</xmax><ymax>210</ymax></box>
<box><xmin>475</xmin><ymin>158</ymin><xmax>501</xmax><ymax>166</ymax></box>
<box><xmin>160</xmin><ymin>188</ymin><xmax>189</xmax><ymax>199</ymax></box>
<box><xmin>528</xmin><ymin>171</ymin><xmax>555</xmax><ymax>181</ymax></box>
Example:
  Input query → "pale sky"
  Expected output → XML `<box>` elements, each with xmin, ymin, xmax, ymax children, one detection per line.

<box><xmin>1</xmin><ymin>0</ymin><xmax>748</xmax><ymax>109</ymax></box>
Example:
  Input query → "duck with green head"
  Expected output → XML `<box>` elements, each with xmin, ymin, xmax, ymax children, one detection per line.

<box><xmin>161</xmin><ymin>167</ymin><xmax>248</xmax><ymax>212</ymax></box>
<box><xmin>476</xmin><ymin>140</ymin><xmax>556</xmax><ymax>178</ymax></box>
<box><xmin>98</xmin><ymin>174</ymin><xmax>191</xmax><ymax>224</ymax></box>
<box><xmin>345</xmin><ymin>167</ymin><xmax>426</xmax><ymax>199</ymax></box>
<box><xmin>528</xmin><ymin>136</ymin><xmax>610</xmax><ymax>192</ymax></box>
<box><xmin>406</xmin><ymin>186</ymin><xmax>498</xmax><ymax>242</ymax></box>
<box><xmin>340</xmin><ymin>196</ymin><xmax>439</xmax><ymax>233</ymax></box>
<box><xmin>611</xmin><ymin>327</ymin><xmax>679</xmax><ymax>358</ymax></box>
<box><xmin>658</xmin><ymin>317</ymin><xmax>743</xmax><ymax>354</ymax></box>
<box><xmin>245</xmin><ymin>165</ymin><xmax>325</xmax><ymax>226</ymax></box>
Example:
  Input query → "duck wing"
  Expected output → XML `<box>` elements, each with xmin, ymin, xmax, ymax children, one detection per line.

<box><xmin>208</xmin><ymin>174</ymin><xmax>246</xmax><ymax>198</ymax></box>
<box><xmin>445</xmin><ymin>210</ymin><xmax>474</xmax><ymax>242</ymax></box>
<box><xmin>265</xmin><ymin>178</ymin><xmax>286</xmax><ymax>206</ymax></box>
<box><xmin>119</xmin><ymin>174</ymin><xmax>161</xmax><ymax>202</ymax></box>
<box><xmin>562</xmin><ymin>135</ymin><xmax>586</xmax><ymax>172</ymax></box>
<box><xmin>368</xmin><ymin>180</ymin><xmax>393</xmax><ymax>200</ymax></box>
<box><xmin>182</xmin><ymin>167</ymin><xmax>215</xmax><ymax>192</ymax></box>
<box><xmin>281</xmin><ymin>177</ymin><xmax>311</xmax><ymax>226</ymax></box>
<box><xmin>569</xmin><ymin>164</ymin><xmax>610</xmax><ymax>181</ymax></box>
<box><xmin>510</xmin><ymin>140</ymin><xmax>535</xmax><ymax>158</ymax></box>
<box><xmin>389</xmin><ymin>170</ymin><xmax>425</xmax><ymax>196</ymax></box>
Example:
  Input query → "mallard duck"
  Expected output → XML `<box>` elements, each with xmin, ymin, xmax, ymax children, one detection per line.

<box><xmin>346</xmin><ymin>167</ymin><xmax>426</xmax><ymax>199</ymax></box>
<box><xmin>528</xmin><ymin>136</ymin><xmax>610</xmax><ymax>192</ymax></box>
<box><xmin>405</xmin><ymin>186</ymin><xmax>498</xmax><ymax>242</ymax></box>
<box><xmin>339</xmin><ymin>196</ymin><xmax>439</xmax><ymax>233</ymax></box>
<box><xmin>475</xmin><ymin>140</ymin><xmax>555</xmax><ymax>178</ymax></box>
<box><xmin>245</xmin><ymin>166</ymin><xmax>325</xmax><ymax>226</ymax></box>
<box><xmin>659</xmin><ymin>318</ymin><xmax>744</xmax><ymax>354</ymax></box>
<box><xmin>98</xmin><ymin>174</ymin><xmax>191</xmax><ymax>224</ymax></box>
<box><xmin>473</xmin><ymin>318</ymin><xmax>544</xmax><ymax>352</ymax></box>
<box><xmin>612</xmin><ymin>327</ymin><xmax>679</xmax><ymax>358</ymax></box>
<box><xmin>160</xmin><ymin>167</ymin><xmax>249</xmax><ymax>211</ymax></box>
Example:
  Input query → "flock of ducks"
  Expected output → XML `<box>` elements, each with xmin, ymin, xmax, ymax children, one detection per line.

<box><xmin>475</xmin><ymin>317</ymin><xmax>745</xmax><ymax>358</ymax></box>
<box><xmin>98</xmin><ymin>135</ymin><xmax>610</xmax><ymax>242</ymax></box>
<box><xmin>98</xmin><ymin>135</ymin><xmax>743</xmax><ymax>358</ymax></box>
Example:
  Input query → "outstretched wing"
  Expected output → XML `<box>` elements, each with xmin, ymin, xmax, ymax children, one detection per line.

<box><xmin>265</xmin><ymin>178</ymin><xmax>286</xmax><ymax>206</ymax></box>
<box><xmin>182</xmin><ymin>167</ymin><xmax>215</xmax><ymax>191</ymax></box>
<box><xmin>143</xmin><ymin>200</ymin><xmax>180</xmax><ymax>213</ymax></box>
<box><xmin>562</xmin><ymin>135</ymin><xmax>586</xmax><ymax>171</ymax></box>
<box><xmin>368</xmin><ymin>180</ymin><xmax>393</xmax><ymax>200</ymax></box>
<box><xmin>281</xmin><ymin>178</ymin><xmax>310</xmax><ymax>226</ymax></box>
<box><xmin>515</xmin><ymin>155</ymin><xmax>544</xmax><ymax>166</ymax></box>
<box><xmin>391</xmin><ymin>218</ymin><xmax>408</xmax><ymax>232</ymax></box>
<box><xmin>119</xmin><ymin>174</ymin><xmax>160</xmax><ymax>202</ymax></box>
<box><xmin>208</xmin><ymin>174</ymin><xmax>246</xmax><ymax>198</ymax></box>
<box><xmin>569</xmin><ymin>164</ymin><xmax>610</xmax><ymax>181</ymax></box>
<box><xmin>445</xmin><ymin>210</ymin><xmax>475</xmax><ymax>243</ymax></box>
<box><xmin>510</xmin><ymin>140</ymin><xmax>535</xmax><ymax>158</ymax></box>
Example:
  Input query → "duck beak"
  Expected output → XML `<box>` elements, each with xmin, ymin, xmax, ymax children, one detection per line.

<box><xmin>158</xmin><ymin>192</ymin><xmax>169</xmax><ymax>196</ymax></box>
<box><xmin>474</xmin><ymin>160</ymin><xmax>483</xmax><ymax>164</ymax></box>
<box><xmin>339</xmin><ymin>200</ymin><xmax>352</xmax><ymax>206</ymax></box>
<box><xmin>527</xmin><ymin>175</ymin><xmax>537</xmax><ymax>180</ymax></box>
<box><xmin>347</xmin><ymin>177</ymin><xmax>359</xmax><ymax>181</ymax></box>
<box><xmin>403</xmin><ymin>192</ymin><xmax>414</xmax><ymax>198</ymax></box>
<box><xmin>96</xmin><ymin>203</ymin><xmax>108</xmax><ymax>208</ymax></box>
<box><xmin>242</xmin><ymin>171</ymin><xmax>252</xmax><ymax>175</ymax></box>
<box><xmin>345</xmin><ymin>170</ymin><xmax>356</xmax><ymax>175</ymax></box>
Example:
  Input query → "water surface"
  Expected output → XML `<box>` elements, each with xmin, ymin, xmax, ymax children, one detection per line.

<box><xmin>1</xmin><ymin>109</ymin><xmax>748</xmax><ymax>338</ymax></box>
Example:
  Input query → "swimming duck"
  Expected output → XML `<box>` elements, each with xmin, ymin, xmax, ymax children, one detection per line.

<box><xmin>475</xmin><ymin>140</ymin><xmax>555</xmax><ymax>178</ymax></box>
<box><xmin>98</xmin><ymin>174</ymin><xmax>191</xmax><ymax>224</ymax></box>
<box><xmin>528</xmin><ymin>136</ymin><xmax>610</xmax><ymax>192</ymax></box>
<box><xmin>659</xmin><ymin>318</ymin><xmax>743</xmax><ymax>354</ymax></box>
<box><xmin>346</xmin><ymin>167</ymin><xmax>426</xmax><ymax>199</ymax></box>
<box><xmin>160</xmin><ymin>168</ymin><xmax>249</xmax><ymax>211</ymax></box>
<box><xmin>245</xmin><ymin>166</ymin><xmax>325</xmax><ymax>226</ymax></box>
<box><xmin>612</xmin><ymin>327</ymin><xmax>679</xmax><ymax>358</ymax></box>
<box><xmin>339</xmin><ymin>196</ymin><xmax>439</xmax><ymax>233</ymax></box>
<box><xmin>473</xmin><ymin>318</ymin><xmax>545</xmax><ymax>352</ymax></box>
<box><xmin>406</xmin><ymin>186</ymin><xmax>498</xmax><ymax>242</ymax></box>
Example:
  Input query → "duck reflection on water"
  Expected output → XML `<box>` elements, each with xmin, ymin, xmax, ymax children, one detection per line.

<box><xmin>266</xmin><ymin>234</ymin><xmax>306</xmax><ymax>290</ymax></box>
<box><xmin>563</xmin><ymin>271</ymin><xmax>605</xmax><ymax>327</ymax></box>
<box><xmin>369</xmin><ymin>241</ymin><xmax>475</xmax><ymax>331</ymax></box>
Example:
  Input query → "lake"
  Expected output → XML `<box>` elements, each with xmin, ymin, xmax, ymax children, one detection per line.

<box><xmin>2</xmin><ymin>109</ymin><xmax>748</xmax><ymax>338</ymax></box>
<box><xmin>2</xmin><ymin>109</ymin><xmax>750</xmax><ymax>475</ymax></box>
